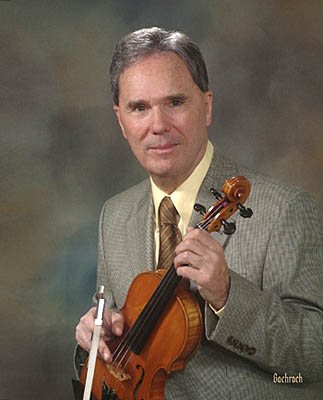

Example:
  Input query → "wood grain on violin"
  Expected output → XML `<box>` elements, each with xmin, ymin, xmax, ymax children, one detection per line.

<box><xmin>80</xmin><ymin>176</ymin><xmax>252</xmax><ymax>400</ymax></box>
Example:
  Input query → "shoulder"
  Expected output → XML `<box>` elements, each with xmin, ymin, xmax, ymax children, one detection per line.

<box><xmin>99</xmin><ymin>179</ymin><xmax>152</xmax><ymax>222</ymax></box>
<box><xmin>231</xmin><ymin>165</ymin><xmax>321</xmax><ymax>232</ymax></box>
<box><xmin>105</xmin><ymin>179</ymin><xmax>151</xmax><ymax>206</ymax></box>
<box><xmin>239</xmin><ymin>166</ymin><xmax>313</xmax><ymax>206</ymax></box>
<box><xmin>210</xmin><ymin>148</ymin><xmax>314</xmax><ymax>211</ymax></box>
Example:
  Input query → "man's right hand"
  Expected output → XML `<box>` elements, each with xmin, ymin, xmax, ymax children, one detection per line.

<box><xmin>75</xmin><ymin>307</ymin><xmax>124</xmax><ymax>363</ymax></box>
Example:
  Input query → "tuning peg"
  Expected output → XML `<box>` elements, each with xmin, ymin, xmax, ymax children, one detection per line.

<box><xmin>220</xmin><ymin>219</ymin><xmax>236</xmax><ymax>235</ymax></box>
<box><xmin>194</xmin><ymin>203</ymin><xmax>207</xmax><ymax>216</ymax></box>
<box><xmin>237</xmin><ymin>203</ymin><xmax>253</xmax><ymax>218</ymax></box>
<box><xmin>210</xmin><ymin>188</ymin><xmax>222</xmax><ymax>200</ymax></box>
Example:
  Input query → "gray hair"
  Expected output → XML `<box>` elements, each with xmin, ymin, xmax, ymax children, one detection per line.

<box><xmin>110</xmin><ymin>27</ymin><xmax>209</xmax><ymax>105</ymax></box>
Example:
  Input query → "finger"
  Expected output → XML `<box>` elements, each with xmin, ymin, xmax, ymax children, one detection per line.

<box><xmin>75</xmin><ymin>325</ymin><xmax>92</xmax><ymax>352</ymax></box>
<box><xmin>184</xmin><ymin>228</ymin><xmax>222</xmax><ymax>251</ymax></box>
<box><xmin>100</xmin><ymin>326</ymin><xmax>114</xmax><ymax>341</ymax></box>
<box><xmin>75</xmin><ymin>307</ymin><xmax>97</xmax><ymax>350</ymax></box>
<box><xmin>176</xmin><ymin>237</ymin><xmax>205</xmax><ymax>257</ymax></box>
<box><xmin>111</xmin><ymin>312</ymin><xmax>124</xmax><ymax>336</ymax></box>
<box><xmin>82</xmin><ymin>307</ymin><xmax>96</xmax><ymax>328</ymax></box>
<box><xmin>174</xmin><ymin>250</ymin><xmax>201</xmax><ymax>270</ymax></box>
<box><xmin>185</xmin><ymin>226</ymin><xmax>194</xmax><ymax>234</ymax></box>
<box><xmin>102</xmin><ymin>309</ymin><xmax>124</xmax><ymax>337</ymax></box>
<box><xmin>98</xmin><ymin>338</ymin><xmax>113</xmax><ymax>363</ymax></box>
<box><xmin>176</xmin><ymin>264</ymin><xmax>201</xmax><ymax>282</ymax></box>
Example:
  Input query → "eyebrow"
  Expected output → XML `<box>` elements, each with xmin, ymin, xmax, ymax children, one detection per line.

<box><xmin>165</xmin><ymin>93</ymin><xmax>189</xmax><ymax>102</ymax></box>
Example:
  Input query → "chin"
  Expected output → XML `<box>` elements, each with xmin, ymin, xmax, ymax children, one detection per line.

<box><xmin>145</xmin><ymin>160</ymin><xmax>175</xmax><ymax>175</ymax></box>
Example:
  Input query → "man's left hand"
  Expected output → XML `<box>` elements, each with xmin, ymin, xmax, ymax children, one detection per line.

<box><xmin>174</xmin><ymin>227</ymin><xmax>230</xmax><ymax>310</ymax></box>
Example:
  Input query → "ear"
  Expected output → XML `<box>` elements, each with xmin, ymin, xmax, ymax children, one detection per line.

<box><xmin>113</xmin><ymin>105</ymin><xmax>128</xmax><ymax>140</ymax></box>
<box><xmin>204</xmin><ymin>91</ymin><xmax>213</xmax><ymax>128</ymax></box>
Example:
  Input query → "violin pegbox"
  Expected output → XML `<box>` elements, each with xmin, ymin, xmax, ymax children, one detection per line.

<box><xmin>194</xmin><ymin>176</ymin><xmax>253</xmax><ymax>235</ymax></box>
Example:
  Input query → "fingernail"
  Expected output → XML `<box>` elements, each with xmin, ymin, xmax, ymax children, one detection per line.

<box><xmin>103</xmin><ymin>352</ymin><xmax>109</xmax><ymax>362</ymax></box>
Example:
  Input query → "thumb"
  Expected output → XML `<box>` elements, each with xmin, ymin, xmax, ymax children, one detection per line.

<box><xmin>111</xmin><ymin>313</ymin><xmax>124</xmax><ymax>336</ymax></box>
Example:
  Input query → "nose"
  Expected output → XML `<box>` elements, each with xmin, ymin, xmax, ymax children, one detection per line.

<box><xmin>150</xmin><ymin>107</ymin><xmax>170</xmax><ymax>134</ymax></box>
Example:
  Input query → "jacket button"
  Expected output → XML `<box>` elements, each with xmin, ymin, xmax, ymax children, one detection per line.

<box><xmin>235</xmin><ymin>342</ymin><xmax>243</xmax><ymax>351</ymax></box>
<box><xmin>227</xmin><ymin>336</ymin><xmax>234</xmax><ymax>345</ymax></box>
<box><xmin>242</xmin><ymin>344</ymin><xmax>249</xmax><ymax>353</ymax></box>
<box><xmin>248</xmin><ymin>347</ymin><xmax>257</xmax><ymax>356</ymax></box>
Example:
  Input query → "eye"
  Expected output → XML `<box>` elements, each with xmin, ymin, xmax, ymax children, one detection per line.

<box><xmin>171</xmin><ymin>98</ymin><xmax>183</xmax><ymax>107</ymax></box>
<box><xmin>134</xmin><ymin>104</ymin><xmax>146</xmax><ymax>112</ymax></box>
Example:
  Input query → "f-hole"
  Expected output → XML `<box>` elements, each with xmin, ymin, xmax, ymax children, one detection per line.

<box><xmin>133</xmin><ymin>364</ymin><xmax>145</xmax><ymax>400</ymax></box>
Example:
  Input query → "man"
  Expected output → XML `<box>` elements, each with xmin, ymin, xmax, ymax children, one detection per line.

<box><xmin>75</xmin><ymin>27</ymin><xmax>323</xmax><ymax>399</ymax></box>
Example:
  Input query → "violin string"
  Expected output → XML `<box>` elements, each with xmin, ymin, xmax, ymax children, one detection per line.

<box><xmin>111</xmin><ymin>270</ymin><xmax>178</xmax><ymax>362</ymax></box>
<box><xmin>115</xmin><ymin>245</ymin><xmax>188</xmax><ymax>354</ymax></box>
<box><xmin>112</xmin><ymin>332</ymin><xmax>131</xmax><ymax>362</ymax></box>
<box><xmin>119</xmin><ymin>350</ymin><xmax>134</xmax><ymax>374</ymax></box>
<box><xmin>106</xmin><ymin>349</ymin><xmax>132</xmax><ymax>395</ymax></box>
<box><xmin>117</xmin><ymin>268</ymin><xmax>179</xmax><ymax>357</ymax></box>
<box><xmin>111</xmin><ymin>264</ymin><xmax>178</xmax><ymax>367</ymax></box>
<box><xmin>118</xmin><ymin>268</ymin><xmax>177</xmax><ymax>362</ymax></box>
<box><xmin>198</xmin><ymin>204</ymin><xmax>222</xmax><ymax>230</ymax></box>
<box><xmin>114</xmin><ymin>339</ymin><xmax>132</xmax><ymax>370</ymax></box>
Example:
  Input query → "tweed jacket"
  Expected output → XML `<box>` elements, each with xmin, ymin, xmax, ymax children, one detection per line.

<box><xmin>80</xmin><ymin>149</ymin><xmax>323</xmax><ymax>399</ymax></box>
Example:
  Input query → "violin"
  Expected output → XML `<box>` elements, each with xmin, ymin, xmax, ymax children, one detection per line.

<box><xmin>79</xmin><ymin>176</ymin><xmax>252</xmax><ymax>400</ymax></box>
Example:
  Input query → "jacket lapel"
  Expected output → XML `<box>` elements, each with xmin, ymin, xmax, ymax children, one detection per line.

<box><xmin>125</xmin><ymin>182</ymin><xmax>155</xmax><ymax>275</ymax></box>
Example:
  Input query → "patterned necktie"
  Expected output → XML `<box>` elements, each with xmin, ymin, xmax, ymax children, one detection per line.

<box><xmin>157</xmin><ymin>196</ymin><xmax>182</xmax><ymax>270</ymax></box>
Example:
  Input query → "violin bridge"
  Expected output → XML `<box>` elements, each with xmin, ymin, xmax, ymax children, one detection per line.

<box><xmin>105</xmin><ymin>363</ymin><xmax>131</xmax><ymax>382</ymax></box>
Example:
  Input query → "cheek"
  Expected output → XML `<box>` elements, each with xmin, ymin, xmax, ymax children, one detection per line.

<box><xmin>123</xmin><ymin>125</ymin><xmax>148</xmax><ymax>158</ymax></box>
<box><xmin>182</xmin><ymin>113</ymin><xmax>206</xmax><ymax>139</ymax></box>
<box><xmin>121</xmin><ymin>120</ymin><xmax>143</xmax><ymax>142</ymax></box>
<box><xmin>174</xmin><ymin>113</ymin><xmax>197</xmax><ymax>134</ymax></box>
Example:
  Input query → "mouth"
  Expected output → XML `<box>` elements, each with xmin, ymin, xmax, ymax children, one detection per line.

<box><xmin>149</xmin><ymin>143</ymin><xmax>179</xmax><ymax>154</ymax></box>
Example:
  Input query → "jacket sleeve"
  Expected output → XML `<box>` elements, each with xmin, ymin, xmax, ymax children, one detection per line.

<box><xmin>204</xmin><ymin>191</ymin><xmax>323</xmax><ymax>382</ymax></box>
<box><xmin>96</xmin><ymin>201</ymin><xmax>118</xmax><ymax>310</ymax></box>
<box><xmin>74</xmin><ymin>201</ymin><xmax>117</xmax><ymax>379</ymax></box>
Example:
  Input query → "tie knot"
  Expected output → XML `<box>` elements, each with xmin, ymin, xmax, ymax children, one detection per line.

<box><xmin>159</xmin><ymin>196</ymin><xmax>178</xmax><ymax>225</ymax></box>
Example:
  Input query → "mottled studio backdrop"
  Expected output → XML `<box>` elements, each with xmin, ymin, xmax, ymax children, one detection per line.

<box><xmin>1</xmin><ymin>1</ymin><xmax>322</xmax><ymax>399</ymax></box>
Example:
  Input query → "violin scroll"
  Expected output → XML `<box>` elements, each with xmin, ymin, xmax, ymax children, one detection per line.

<box><xmin>222</xmin><ymin>176</ymin><xmax>251</xmax><ymax>203</ymax></box>
<box><xmin>197</xmin><ymin>176</ymin><xmax>253</xmax><ymax>234</ymax></box>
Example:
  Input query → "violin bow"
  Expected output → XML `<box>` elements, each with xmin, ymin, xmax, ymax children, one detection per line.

<box><xmin>83</xmin><ymin>285</ymin><xmax>105</xmax><ymax>400</ymax></box>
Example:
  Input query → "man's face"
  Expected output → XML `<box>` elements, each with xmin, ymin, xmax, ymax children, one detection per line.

<box><xmin>114</xmin><ymin>51</ymin><xmax>212</xmax><ymax>192</ymax></box>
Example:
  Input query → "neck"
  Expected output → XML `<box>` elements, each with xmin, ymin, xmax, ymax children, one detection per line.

<box><xmin>151</xmin><ymin>172</ymin><xmax>189</xmax><ymax>194</ymax></box>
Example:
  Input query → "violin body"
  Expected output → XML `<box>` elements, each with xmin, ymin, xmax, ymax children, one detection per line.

<box><xmin>80</xmin><ymin>269</ymin><xmax>203</xmax><ymax>400</ymax></box>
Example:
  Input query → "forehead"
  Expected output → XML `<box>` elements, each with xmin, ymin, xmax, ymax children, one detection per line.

<box><xmin>118</xmin><ymin>52</ymin><xmax>197</xmax><ymax>99</ymax></box>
